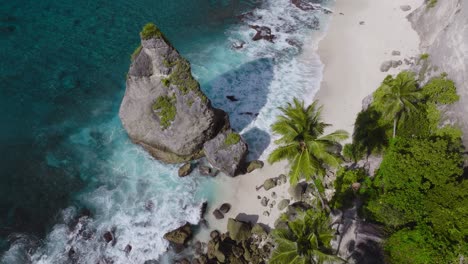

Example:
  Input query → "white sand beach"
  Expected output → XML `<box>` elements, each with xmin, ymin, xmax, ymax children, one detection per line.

<box><xmin>200</xmin><ymin>0</ymin><xmax>423</xmax><ymax>242</ymax></box>
<box><xmin>315</xmin><ymin>0</ymin><xmax>423</xmax><ymax>138</ymax></box>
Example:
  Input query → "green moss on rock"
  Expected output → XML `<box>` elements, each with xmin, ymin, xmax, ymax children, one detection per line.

<box><xmin>224</xmin><ymin>132</ymin><xmax>241</xmax><ymax>146</ymax></box>
<box><xmin>140</xmin><ymin>23</ymin><xmax>164</xmax><ymax>40</ymax></box>
<box><xmin>152</xmin><ymin>95</ymin><xmax>176</xmax><ymax>129</ymax></box>
<box><xmin>166</xmin><ymin>58</ymin><xmax>208</xmax><ymax>102</ymax></box>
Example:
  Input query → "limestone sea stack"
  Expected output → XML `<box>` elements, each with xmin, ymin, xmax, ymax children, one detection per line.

<box><xmin>119</xmin><ymin>23</ymin><xmax>229</xmax><ymax>163</ymax></box>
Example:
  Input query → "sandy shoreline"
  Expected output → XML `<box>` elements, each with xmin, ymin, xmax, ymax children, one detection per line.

<box><xmin>315</xmin><ymin>0</ymin><xmax>423</xmax><ymax>138</ymax></box>
<box><xmin>198</xmin><ymin>0</ymin><xmax>423</xmax><ymax>243</ymax></box>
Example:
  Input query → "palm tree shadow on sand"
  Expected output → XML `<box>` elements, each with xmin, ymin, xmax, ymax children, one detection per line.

<box><xmin>204</xmin><ymin>58</ymin><xmax>274</xmax><ymax>159</ymax></box>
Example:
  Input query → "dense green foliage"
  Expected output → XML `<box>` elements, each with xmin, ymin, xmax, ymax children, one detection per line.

<box><xmin>336</xmin><ymin>70</ymin><xmax>466</xmax><ymax>263</ymax></box>
<box><xmin>270</xmin><ymin>210</ymin><xmax>344</xmax><ymax>264</ymax></box>
<box><xmin>366</xmin><ymin>136</ymin><xmax>467</xmax><ymax>263</ymax></box>
<box><xmin>224</xmin><ymin>132</ymin><xmax>241</xmax><ymax>146</ymax></box>
<box><xmin>331</xmin><ymin>167</ymin><xmax>368</xmax><ymax>209</ymax></box>
<box><xmin>421</xmin><ymin>76</ymin><xmax>459</xmax><ymax>104</ymax></box>
<box><xmin>342</xmin><ymin>143</ymin><xmax>366</xmax><ymax>162</ymax></box>
<box><xmin>268</xmin><ymin>99</ymin><xmax>348</xmax><ymax>184</ymax></box>
<box><xmin>140</xmin><ymin>23</ymin><xmax>164</xmax><ymax>40</ymax></box>
<box><xmin>373</xmin><ymin>71</ymin><xmax>423</xmax><ymax>138</ymax></box>
<box><xmin>152</xmin><ymin>95</ymin><xmax>176</xmax><ymax>129</ymax></box>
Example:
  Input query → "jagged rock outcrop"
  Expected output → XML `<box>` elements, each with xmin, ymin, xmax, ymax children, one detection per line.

<box><xmin>119</xmin><ymin>23</ymin><xmax>229</xmax><ymax>163</ymax></box>
<box><xmin>409</xmin><ymin>1</ymin><xmax>468</xmax><ymax>146</ymax></box>
<box><xmin>203</xmin><ymin>130</ymin><xmax>248</xmax><ymax>176</ymax></box>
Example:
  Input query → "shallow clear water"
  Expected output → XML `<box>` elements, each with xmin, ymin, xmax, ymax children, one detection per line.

<box><xmin>0</xmin><ymin>0</ymin><xmax>332</xmax><ymax>263</ymax></box>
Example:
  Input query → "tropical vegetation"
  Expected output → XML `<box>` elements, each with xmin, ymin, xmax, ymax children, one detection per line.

<box><xmin>270</xmin><ymin>210</ymin><xmax>344</xmax><ymax>264</ymax></box>
<box><xmin>268</xmin><ymin>99</ymin><xmax>348</xmax><ymax>184</ymax></box>
<box><xmin>268</xmin><ymin>70</ymin><xmax>466</xmax><ymax>264</ymax></box>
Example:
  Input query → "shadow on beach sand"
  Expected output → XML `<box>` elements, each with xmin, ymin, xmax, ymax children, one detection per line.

<box><xmin>204</xmin><ymin>58</ymin><xmax>274</xmax><ymax>159</ymax></box>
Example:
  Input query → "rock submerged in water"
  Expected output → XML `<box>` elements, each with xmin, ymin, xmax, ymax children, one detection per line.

<box><xmin>249</xmin><ymin>25</ymin><xmax>275</xmax><ymax>42</ymax></box>
<box><xmin>119</xmin><ymin>23</ymin><xmax>230</xmax><ymax>163</ymax></box>
<box><xmin>203</xmin><ymin>130</ymin><xmax>248</xmax><ymax>176</ymax></box>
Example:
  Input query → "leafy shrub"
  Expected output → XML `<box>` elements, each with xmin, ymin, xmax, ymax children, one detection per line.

<box><xmin>140</xmin><ymin>23</ymin><xmax>164</xmax><ymax>40</ymax></box>
<box><xmin>422</xmin><ymin>76</ymin><xmax>459</xmax><ymax>104</ymax></box>
<box><xmin>331</xmin><ymin>167</ymin><xmax>368</xmax><ymax>209</ymax></box>
<box><xmin>152</xmin><ymin>95</ymin><xmax>176</xmax><ymax>129</ymax></box>
<box><xmin>224</xmin><ymin>132</ymin><xmax>241</xmax><ymax>146</ymax></box>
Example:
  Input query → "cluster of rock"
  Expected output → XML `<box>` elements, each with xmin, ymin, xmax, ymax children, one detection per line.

<box><xmin>212</xmin><ymin>203</ymin><xmax>231</xmax><ymax>220</ymax></box>
<box><xmin>164</xmin><ymin>218</ymin><xmax>273</xmax><ymax>264</ymax></box>
<box><xmin>119</xmin><ymin>24</ymin><xmax>249</xmax><ymax>176</ymax></box>
<box><xmin>199</xmin><ymin>219</ymin><xmax>272</xmax><ymax>264</ymax></box>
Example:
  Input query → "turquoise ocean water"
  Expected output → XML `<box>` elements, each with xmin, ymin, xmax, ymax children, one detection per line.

<box><xmin>0</xmin><ymin>0</ymin><xmax>332</xmax><ymax>263</ymax></box>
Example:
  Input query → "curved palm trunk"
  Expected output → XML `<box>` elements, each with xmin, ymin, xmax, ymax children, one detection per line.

<box><xmin>393</xmin><ymin>118</ymin><xmax>397</xmax><ymax>138</ymax></box>
<box><xmin>311</xmin><ymin>180</ymin><xmax>330</xmax><ymax>213</ymax></box>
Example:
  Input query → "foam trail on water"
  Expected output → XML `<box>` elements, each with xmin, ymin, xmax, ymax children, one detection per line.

<box><xmin>203</xmin><ymin>0</ymin><xmax>333</xmax><ymax>159</ymax></box>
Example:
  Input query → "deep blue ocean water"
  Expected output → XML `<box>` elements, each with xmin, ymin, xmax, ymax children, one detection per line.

<box><xmin>0</xmin><ymin>0</ymin><xmax>331</xmax><ymax>262</ymax></box>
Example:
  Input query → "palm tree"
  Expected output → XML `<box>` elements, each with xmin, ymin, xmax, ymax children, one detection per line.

<box><xmin>374</xmin><ymin>71</ymin><xmax>422</xmax><ymax>138</ymax></box>
<box><xmin>270</xmin><ymin>210</ymin><xmax>345</xmax><ymax>264</ymax></box>
<box><xmin>268</xmin><ymin>99</ymin><xmax>348</xmax><ymax>207</ymax></box>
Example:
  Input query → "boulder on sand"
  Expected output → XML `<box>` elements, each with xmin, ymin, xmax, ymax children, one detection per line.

<box><xmin>227</xmin><ymin>218</ymin><xmax>252</xmax><ymax>242</ymax></box>
<box><xmin>246</xmin><ymin>160</ymin><xmax>264</xmax><ymax>173</ymax></box>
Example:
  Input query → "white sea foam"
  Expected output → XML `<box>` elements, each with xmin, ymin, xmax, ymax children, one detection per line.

<box><xmin>1</xmin><ymin>1</ymin><xmax>333</xmax><ymax>263</ymax></box>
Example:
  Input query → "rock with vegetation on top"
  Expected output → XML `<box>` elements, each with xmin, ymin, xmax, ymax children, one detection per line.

<box><xmin>246</xmin><ymin>160</ymin><xmax>264</xmax><ymax>173</ymax></box>
<box><xmin>163</xmin><ymin>223</ymin><xmax>192</xmax><ymax>246</ymax></box>
<box><xmin>119</xmin><ymin>23</ymin><xmax>229</xmax><ymax>163</ymax></box>
<box><xmin>203</xmin><ymin>130</ymin><xmax>248</xmax><ymax>176</ymax></box>
<box><xmin>178</xmin><ymin>163</ymin><xmax>193</xmax><ymax>177</ymax></box>
<box><xmin>227</xmin><ymin>218</ymin><xmax>252</xmax><ymax>242</ymax></box>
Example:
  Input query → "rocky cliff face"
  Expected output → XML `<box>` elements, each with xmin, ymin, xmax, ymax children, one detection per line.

<box><xmin>119</xmin><ymin>24</ymin><xmax>230</xmax><ymax>163</ymax></box>
<box><xmin>409</xmin><ymin>0</ymin><xmax>468</xmax><ymax>146</ymax></box>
